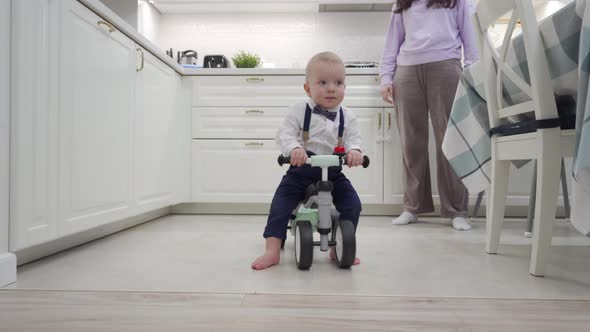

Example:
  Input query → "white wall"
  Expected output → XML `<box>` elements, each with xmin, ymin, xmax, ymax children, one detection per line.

<box><xmin>138</xmin><ymin>0</ymin><xmax>161</xmax><ymax>45</ymax></box>
<box><xmin>100</xmin><ymin>0</ymin><xmax>138</xmax><ymax>28</ymax></box>
<box><xmin>1</xmin><ymin>0</ymin><xmax>10</xmax><ymax>253</ymax></box>
<box><xmin>156</xmin><ymin>11</ymin><xmax>391</xmax><ymax>68</ymax></box>
<box><xmin>0</xmin><ymin>0</ymin><xmax>16</xmax><ymax>288</ymax></box>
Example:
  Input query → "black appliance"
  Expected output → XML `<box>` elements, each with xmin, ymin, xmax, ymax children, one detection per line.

<box><xmin>203</xmin><ymin>55</ymin><xmax>229</xmax><ymax>68</ymax></box>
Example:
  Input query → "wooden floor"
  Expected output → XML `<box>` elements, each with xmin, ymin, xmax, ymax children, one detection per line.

<box><xmin>1</xmin><ymin>290</ymin><xmax>589</xmax><ymax>331</ymax></box>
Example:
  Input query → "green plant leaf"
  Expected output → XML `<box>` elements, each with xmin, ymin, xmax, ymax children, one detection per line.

<box><xmin>231</xmin><ymin>50</ymin><xmax>261</xmax><ymax>68</ymax></box>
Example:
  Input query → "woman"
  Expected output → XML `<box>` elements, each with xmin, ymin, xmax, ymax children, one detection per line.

<box><xmin>380</xmin><ymin>0</ymin><xmax>479</xmax><ymax>230</ymax></box>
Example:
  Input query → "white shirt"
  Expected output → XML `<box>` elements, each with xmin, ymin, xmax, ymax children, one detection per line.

<box><xmin>275</xmin><ymin>99</ymin><xmax>363</xmax><ymax>157</ymax></box>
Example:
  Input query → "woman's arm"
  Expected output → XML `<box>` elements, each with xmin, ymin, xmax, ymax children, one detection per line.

<box><xmin>457</xmin><ymin>0</ymin><xmax>479</xmax><ymax>66</ymax></box>
<box><xmin>379</xmin><ymin>10</ymin><xmax>405</xmax><ymax>87</ymax></box>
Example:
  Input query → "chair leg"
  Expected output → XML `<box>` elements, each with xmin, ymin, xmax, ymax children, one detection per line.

<box><xmin>526</xmin><ymin>158</ymin><xmax>570</xmax><ymax>238</ymax></box>
<box><xmin>472</xmin><ymin>191</ymin><xmax>484</xmax><ymax>218</ymax></box>
<box><xmin>530</xmin><ymin>130</ymin><xmax>562</xmax><ymax>277</ymax></box>
<box><xmin>525</xmin><ymin>161</ymin><xmax>537</xmax><ymax>238</ymax></box>
<box><xmin>486</xmin><ymin>159</ymin><xmax>510</xmax><ymax>254</ymax></box>
<box><xmin>560</xmin><ymin>158</ymin><xmax>571</xmax><ymax>219</ymax></box>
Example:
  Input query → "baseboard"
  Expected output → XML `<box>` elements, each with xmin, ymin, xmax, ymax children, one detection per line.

<box><xmin>15</xmin><ymin>207</ymin><xmax>171</xmax><ymax>266</ymax></box>
<box><xmin>0</xmin><ymin>252</ymin><xmax>17</xmax><ymax>287</ymax></box>
<box><xmin>171</xmin><ymin>203</ymin><xmax>413</xmax><ymax>215</ymax></box>
<box><xmin>171</xmin><ymin>202</ymin><xmax>559</xmax><ymax>218</ymax></box>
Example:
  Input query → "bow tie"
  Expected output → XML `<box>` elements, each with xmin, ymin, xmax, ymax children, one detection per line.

<box><xmin>312</xmin><ymin>106</ymin><xmax>337</xmax><ymax>121</ymax></box>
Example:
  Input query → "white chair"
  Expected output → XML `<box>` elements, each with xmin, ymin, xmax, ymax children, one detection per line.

<box><xmin>474</xmin><ymin>0</ymin><xmax>576</xmax><ymax>276</ymax></box>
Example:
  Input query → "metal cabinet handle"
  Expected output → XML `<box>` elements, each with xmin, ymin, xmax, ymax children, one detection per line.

<box><xmin>97</xmin><ymin>20</ymin><xmax>116</xmax><ymax>33</ymax></box>
<box><xmin>246</xmin><ymin>77</ymin><xmax>265</xmax><ymax>83</ymax></box>
<box><xmin>387</xmin><ymin>110</ymin><xmax>392</xmax><ymax>129</ymax></box>
<box><xmin>245</xmin><ymin>142</ymin><xmax>264</xmax><ymax>147</ymax></box>
<box><xmin>377</xmin><ymin>111</ymin><xmax>382</xmax><ymax>130</ymax></box>
<box><xmin>136</xmin><ymin>48</ymin><xmax>144</xmax><ymax>72</ymax></box>
<box><xmin>245</xmin><ymin>109</ymin><xmax>264</xmax><ymax>115</ymax></box>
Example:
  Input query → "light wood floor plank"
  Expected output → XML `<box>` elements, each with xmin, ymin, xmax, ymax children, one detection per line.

<box><xmin>1</xmin><ymin>290</ymin><xmax>589</xmax><ymax>331</ymax></box>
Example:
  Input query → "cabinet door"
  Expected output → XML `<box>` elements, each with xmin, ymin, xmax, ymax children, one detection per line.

<box><xmin>134</xmin><ymin>48</ymin><xmax>178</xmax><ymax>213</ymax></box>
<box><xmin>341</xmin><ymin>108</ymin><xmax>384</xmax><ymax>204</ymax></box>
<box><xmin>383</xmin><ymin>108</ymin><xmax>404</xmax><ymax>204</ymax></box>
<box><xmin>191</xmin><ymin>140</ymin><xmax>285</xmax><ymax>203</ymax></box>
<box><xmin>9</xmin><ymin>0</ymin><xmax>60</xmax><ymax>250</ymax></box>
<box><xmin>58</xmin><ymin>0</ymin><xmax>136</xmax><ymax>235</ymax></box>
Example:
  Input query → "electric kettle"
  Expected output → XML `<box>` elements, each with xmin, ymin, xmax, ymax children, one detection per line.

<box><xmin>179</xmin><ymin>50</ymin><xmax>198</xmax><ymax>65</ymax></box>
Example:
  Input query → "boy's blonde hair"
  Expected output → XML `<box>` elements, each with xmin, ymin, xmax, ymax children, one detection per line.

<box><xmin>305</xmin><ymin>52</ymin><xmax>345</xmax><ymax>81</ymax></box>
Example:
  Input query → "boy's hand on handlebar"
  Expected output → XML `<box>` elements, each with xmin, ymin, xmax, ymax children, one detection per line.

<box><xmin>346</xmin><ymin>149</ymin><xmax>363</xmax><ymax>168</ymax></box>
<box><xmin>290</xmin><ymin>148</ymin><xmax>307</xmax><ymax>167</ymax></box>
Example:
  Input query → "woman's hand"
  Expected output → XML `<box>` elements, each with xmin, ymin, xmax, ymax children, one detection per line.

<box><xmin>290</xmin><ymin>147</ymin><xmax>307</xmax><ymax>167</ymax></box>
<box><xmin>381</xmin><ymin>85</ymin><xmax>394</xmax><ymax>104</ymax></box>
<box><xmin>346</xmin><ymin>150</ymin><xmax>363</xmax><ymax>168</ymax></box>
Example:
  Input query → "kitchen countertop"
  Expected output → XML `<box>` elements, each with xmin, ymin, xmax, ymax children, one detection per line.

<box><xmin>77</xmin><ymin>0</ymin><xmax>382</xmax><ymax>77</ymax></box>
<box><xmin>181</xmin><ymin>68</ymin><xmax>381</xmax><ymax>76</ymax></box>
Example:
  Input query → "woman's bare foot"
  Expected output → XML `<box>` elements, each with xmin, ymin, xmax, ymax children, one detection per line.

<box><xmin>329</xmin><ymin>247</ymin><xmax>360</xmax><ymax>265</ymax></box>
<box><xmin>251</xmin><ymin>237</ymin><xmax>283</xmax><ymax>270</ymax></box>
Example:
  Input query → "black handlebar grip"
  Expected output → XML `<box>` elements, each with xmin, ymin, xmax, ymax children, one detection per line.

<box><xmin>278</xmin><ymin>155</ymin><xmax>290</xmax><ymax>166</ymax></box>
<box><xmin>362</xmin><ymin>155</ymin><xmax>370</xmax><ymax>168</ymax></box>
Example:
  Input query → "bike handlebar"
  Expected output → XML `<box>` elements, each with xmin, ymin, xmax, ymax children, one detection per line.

<box><xmin>277</xmin><ymin>154</ymin><xmax>370</xmax><ymax>168</ymax></box>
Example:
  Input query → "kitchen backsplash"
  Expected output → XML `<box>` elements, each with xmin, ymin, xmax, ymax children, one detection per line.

<box><xmin>153</xmin><ymin>11</ymin><xmax>391</xmax><ymax>68</ymax></box>
<box><xmin>139</xmin><ymin>1</ymin><xmax>573</xmax><ymax>69</ymax></box>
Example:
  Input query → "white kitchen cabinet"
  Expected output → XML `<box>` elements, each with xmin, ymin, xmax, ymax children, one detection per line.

<box><xmin>58</xmin><ymin>0</ymin><xmax>137</xmax><ymax>236</ymax></box>
<box><xmin>383</xmin><ymin>108</ymin><xmax>404</xmax><ymax>205</ymax></box>
<box><xmin>190</xmin><ymin>75</ymin><xmax>292</xmax><ymax>203</ymax></box>
<box><xmin>190</xmin><ymin>75</ymin><xmax>391</xmax><ymax>205</ymax></box>
<box><xmin>192</xmin><ymin>140</ymin><xmax>285</xmax><ymax>203</ymax></box>
<box><xmin>134</xmin><ymin>48</ymin><xmax>179</xmax><ymax>213</ymax></box>
<box><xmin>340</xmin><ymin>108</ymin><xmax>384</xmax><ymax>204</ymax></box>
<box><xmin>10</xmin><ymin>0</ymin><xmax>189</xmax><ymax>250</ymax></box>
<box><xmin>10</xmin><ymin>0</ymin><xmax>60</xmax><ymax>250</ymax></box>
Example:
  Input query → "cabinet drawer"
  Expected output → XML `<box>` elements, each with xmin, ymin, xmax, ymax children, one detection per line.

<box><xmin>191</xmin><ymin>75</ymin><xmax>389</xmax><ymax>108</ymax></box>
<box><xmin>191</xmin><ymin>140</ymin><xmax>285</xmax><ymax>203</ymax></box>
<box><xmin>192</xmin><ymin>107</ymin><xmax>286</xmax><ymax>139</ymax></box>
<box><xmin>192</xmin><ymin>75</ymin><xmax>304</xmax><ymax>107</ymax></box>
<box><xmin>344</xmin><ymin>75</ymin><xmax>389</xmax><ymax>107</ymax></box>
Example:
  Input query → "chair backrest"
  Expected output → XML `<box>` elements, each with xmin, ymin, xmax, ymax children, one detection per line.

<box><xmin>473</xmin><ymin>0</ymin><xmax>558</xmax><ymax>129</ymax></box>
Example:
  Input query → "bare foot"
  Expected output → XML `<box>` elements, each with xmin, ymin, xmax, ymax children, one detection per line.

<box><xmin>329</xmin><ymin>247</ymin><xmax>360</xmax><ymax>265</ymax></box>
<box><xmin>251</xmin><ymin>237</ymin><xmax>283</xmax><ymax>270</ymax></box>
<box><xmin>251</xmin><ymin>252</ymin><xmax>280</xmax><ymax>270</ymax></box>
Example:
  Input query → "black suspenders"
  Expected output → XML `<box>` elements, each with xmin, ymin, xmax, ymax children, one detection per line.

<box><xmin>302</xmin><ymin>104</ymin><xmax>345</xmax><ymax>150</ymax></box>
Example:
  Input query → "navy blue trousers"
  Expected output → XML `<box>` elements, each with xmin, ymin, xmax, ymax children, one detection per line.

<box><xmin>263</xmin><ymin>165</ymin><xmax>362</xmax><ymax>240</ymax></box>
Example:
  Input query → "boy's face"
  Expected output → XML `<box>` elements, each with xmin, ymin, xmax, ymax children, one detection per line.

<box><xmin>304</xmin><ymin>61</ymin><xmax>346</xmax><ymax>110</ymax></box>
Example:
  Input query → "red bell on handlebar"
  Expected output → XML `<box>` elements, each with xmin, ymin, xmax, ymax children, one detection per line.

<box><xmin>334</xmin><ymin>145</ymin><xmax>346</xmax><ymax>154</ymax></box>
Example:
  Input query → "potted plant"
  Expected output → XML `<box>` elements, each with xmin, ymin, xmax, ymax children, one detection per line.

<box><xmin>231</xmin><ymin>51</ymin><xmax>261</xmax><ymax>68</ymax></box>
